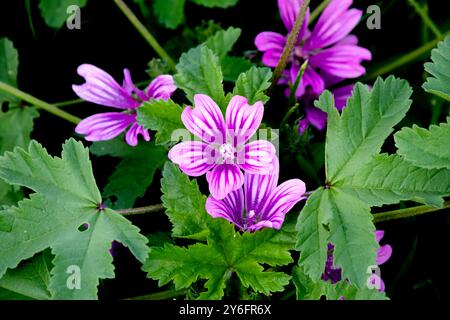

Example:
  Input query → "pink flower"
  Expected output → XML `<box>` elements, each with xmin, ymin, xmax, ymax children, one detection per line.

<box><xmin>73</xmin><ymin>64</ymin><xmax>176</xmax><ymax>146</ymax></box>
<box><xmin>168</xmin><ymin>94</ymin><xmax>276</xmax><ymax>200</ymax></box>
<box><xmin>205</xmin><ymin>157</ymin><xmax>306</xmax><ymax>232</ymax></box>
<box><xmin>255</xmin><ymin>0</ymin><xmax>371</xmax><ymax>133</ymax></box>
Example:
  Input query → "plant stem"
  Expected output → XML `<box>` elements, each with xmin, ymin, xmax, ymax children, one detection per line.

<box><xmin>373</xmin><ymin>201</ymin><xmax>450</xmax><ymax>223</ymax></box>
<box><xmin>280</xmin><ymin>103</ymin><xmax>299</xmax><ymax>128</ymax></box>
<box><xmin>268</xmin><ymin>0</ymin><xmax>310</xmax><ymax>95</ymax></box>
<box><xmin>117</xmin><ymin>203</ymin><xmax>165</xmax><ymax>216</ymax></box>
<box><xmin>362</xmin><ymin>33</ymin><xmax>448</xmax><ymax>81</ymax></box>
<box><xmin>288</xmin><ymin>60</ymin><xmax>308</xmax><ymax>106</ymax></box>
<box><xmin>125</xmin><ymin>288</ymin><xmax>188</xmax><ymax>300</ymax></box>
<box><xmin>0</xmin><ymin>82</ymin><xmax>81</xmax><ymax>124</ymax></box>
<box><xmin>309</xmin><ymin>0</ymin><xmax>331</xmax><ymax>25</ymax></box>
<box><xmin>113</xmin><ymin>0</ymin><xmax>176</xmax><ymax>71</ymax></box>
<box><xmin>407</xmin><ymin>0</ymin><xmax>442</xmax><ymax>38</ymax></box>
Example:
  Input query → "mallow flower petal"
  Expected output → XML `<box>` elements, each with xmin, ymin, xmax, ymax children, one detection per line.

<box><xmin>206</xmin><ymin>164</ymin><xmax>244</xmax><ymax>200</ymax></box>
<box><xmin>181</xmin><ymin>94</ymin><xmax>226</xmax><ymax>144</ymax></box>
<box><xmin>206</xmin><ymin>188</ymin><xmax>245</xmax><ymax>228</ymax></box>
<box><xmin>75</xmin><ymin>112</ymin><xmax>135</xmax><ymax>142</ymax></box>
<box><xmin>146</xmin><ymin>75</ymin><xmax>177</xmax><ymax>101</ymax></box>
<box><xmin>226</xmin><ymin>95</ymin><xmax>264</xmax><ymax>145</ymax></box>
<box><xmin>309</xmin><ymin>45</ymin><xmax>372</xmax><ymax>78</ymax></box>
<box><xmin>255</xmin><ymin>32</ymin><xmax>286</xmax><ymax>52</ymax></box>
<box><xmin>306</xmin><ymin>1</ymin><xmax>362</xmax><ymax>50</ymax></box>
<box><xmin>244</xmin><ymin>156</ymin><xmax>279</xmax><ymax>214</ymax></box>
<box><xmin>258</xmin><ymin>179</ymin><xmax>306</xmax><ymax>229</ymax></box>
<box><xmin>238</xmin><ymin>140</ymin><xmax>276</xmax><ymax>174</ymax></box>
<box><xmin>125</xmin><ymin>122</ymin><xmax>150</xmax><ymax>147</ymax></box>
<box><xmin>377</xmin><ymin>244</ymin><xmax>393</xmax><ymax>265</ymax></box>
<box><xmin>168</xmin><ymin>141</ymin><xmax>216</xmax><ymax>177</ymax></box>
<box><xmin>277</xmin><ymin>0</ymin><xmax>309</xmax><ymax>36</ymax></box>
<box><xmin>72</xmin><ymin>64</ymin><xmax>140</xmax><ymax>109</ymax></box>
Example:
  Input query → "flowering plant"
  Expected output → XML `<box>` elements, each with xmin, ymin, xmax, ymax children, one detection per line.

<box><xmin>0</xmin><ymin>0</ymin><xmax>449</xmax><ymax>303</ymax></box>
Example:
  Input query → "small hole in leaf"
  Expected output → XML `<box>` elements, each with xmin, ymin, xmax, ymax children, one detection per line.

<box><xmin>78</xmin><ymin>223</ymin><xmax>89</xmax><ymax>232</ymax></box>
<box><xmin>1</xmin><ymin>102</ymin><xmax>10</xmax><ymax>113</ymax></box>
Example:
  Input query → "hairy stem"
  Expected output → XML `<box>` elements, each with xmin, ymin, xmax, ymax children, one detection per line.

<box><xmin>268</xmin><ymin>0</ymin><xmax>310</xmax><ymax>95</ymax></box>
<box><xmin>0</xmin><ymin>82</ymin><xmax>81</xmax><ymax>124</ymax></box>
<box><xmin>362</xmin><ymin>33</ymin><xmax>448</xmax><ymax>81</ymax></box>
<box><xmin>407</xmin><ymin>0</ymin><xmax>442</xmax><ymax>38</ymax></box>
<box><xmin>125</xmin><ymin>288</ymin><xmax>188</xmax><ymax>300</ymax></box>
<box><xmin>114</xmin><ymin>0</ymin><xmax>176</xmax><ymax>71</ymax></box>
<box><xmin>309</xmin><ymin>0</ymin><xmax>331</xmax><ymax>24</ymax></box>
<box><xmin>117</xmin><ymin>203</ymin><xmax>165</xmax><ymax>216</ymax></box>
<box><xmin>373</xmin><ymin>201</ymin><xmax>450</xmax><ymax>223</ymax></box>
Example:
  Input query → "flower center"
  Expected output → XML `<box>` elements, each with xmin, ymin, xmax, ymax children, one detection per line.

<box><xmin>248</xmin><ymin>210</ymin><xmax>256</xmax><ymax>219</ymax></box>
<box><xmin>219</xmin><ymin>143</ymin><xmax>235</xmax><ymax>162</ymax></box>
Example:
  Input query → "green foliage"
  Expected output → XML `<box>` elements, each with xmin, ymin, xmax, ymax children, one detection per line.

<box><xmin>0</xmin><ymin>139</ymin><xmax>149</xmax><ymax>299</ymax></box>
<box><xmin>91</xmin><ymin>138</ymin><xmax>167</xmax><ymax>209</ymax></box>
<box><xmin>395</xmin><ymin>117</ymin><xmax>450</xmax><ymax>170</ymax></box>
<box><xmin>204</xmin><ymin>27</ymin><xmax>241</xmax><ymax>59</ymax></box>
<box><xmin>144</xmin><ymin>220</ymin><xmax>293</xmax><ymax>299</ymax></box>
<box><xmin>222</xmin><ymin>56</ymin><xmax>254</xmax><ymax>82</ymax></box>
<box><xmin>232</xmin><ymin>66</ymin><xmax>272</xmax><ymax>104</ymax></box>
<box><xmin>0</xmin><ymin>38</ymin><xmax>39</xmax><ymax>206</ymax></box>
<box><xmin>143</xmin><ymin>163</ymin><xmax>294</xmax><ymax>299</ymax></box>
<box><xmin>191</xmin><ymin>0</ymin><xmax>239</xmax><ymax>8</ymax></box>
<box><xmin>423</xmin><ymin>35</ymin><xmax>450</xmax><ymax>101</ymax></box>
<box><xmin>136</xmin><ymin>99</ymin><xmax>184</xmax><ymax>145</ymax></box>
<box><xmin>39</xmin><ymin>0</ymin><xmax>88</xmax><ymax>29</ymax></box>
<box><xmin>153</xmin><ymin>0</ymin><xmax>186</xmax><ymax>29</ymax></box>
<box><xmin>0</xmin><ymin>251</ymin><xmax>51</xmax><ymax>300</ymax></box>
<box><xmin>153</xmin><ymin>0</ymin><xmax>239</xmax><ymax>29</ymax></box>
<box><xmin>0</xmin><ymin>38</ymin><xmax>19</xmax><ymax>105</ymax></box>
<box><xmin>160</xmin><ymin>162</ymin><xmax>209</xmax><ymax>240</ymax></box>
<box><xmin>319</xmin><ymin>76</ymin><xmax>412</xmax><ymax>182</ymax></box>
<box><xmin>174</xmin><ymin>45</ymin><xmax>226</xmax><ymax>109</ymax></box>
<box><xmin>296</xmin><ymin>76</ymin><xmax>450</xmax><ymax>291</ymax></box>
<box><xmin>292</xmin><ymin>267</ymin><xmax>388</xmax><ymax>300</ymax></box>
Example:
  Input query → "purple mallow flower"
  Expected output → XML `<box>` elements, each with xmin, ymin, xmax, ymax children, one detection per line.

<box><xmin>205</xmin><ymin>157</ymin><xmax>306</xmax><ymax>232</ymax></box>
<box><xmin>322</xmin><ymin>230</ymin><xmax>393</xmax><ymax>291</ymax></box>
<box><xmin>255</xmin><ymin>0</ymin><xmax>371</xmax><ymax>132</ymax></box>
<box><xmin>169</xmin><ymin>94</ymin><xmax>276</xmax><ymax>200</ymax></box>
<box><xmin>73</xmin><ymin>64</ymin><xmax>176</xmax><ymax>146</ymax></box>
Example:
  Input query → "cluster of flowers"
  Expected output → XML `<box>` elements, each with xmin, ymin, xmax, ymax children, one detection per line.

<box><xmin>71</xmin><ymin>0</ymin><xmax>390</xmax><ymax>291</ymax></box>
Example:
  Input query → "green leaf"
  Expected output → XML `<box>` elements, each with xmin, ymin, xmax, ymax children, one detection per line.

<box><xmin>232</xmin><ymin>66</ymin><xmax>272</xmax><ymax>104</ymax></box>
<box><xmin>136</xmin><ymin>99</ymin><xmax>184</xmax><ymax>145</ymax></box>
<box><xmin>0</xmin><ymin>107</ymin><xmax>39</xmax><ymax>155</ymax></box>
<box><xmin>316</xmin><ymin>76</ymin><xmax>412</xmax><ymax>182</ymax></box>
<box><xmin>295</xmin><ymin>189</ymin><xmax>332</xmax><ymax>280</ymax></box>
<box><xmin>91</xmin><ymin>138</ymin><xmax>167</xmax><ymax>209</ymax></box>
<box><xmin>0</xmin><ymin>38</ymin><xmax>19</xmax><ymax>105</ymax></box>
<box><xmin>190</xmin><ymin>0</ymin><xmax>239</xmax><ymax>8</ymax></box>
<box><xmin>423</xmin><ymin>35</ymin><xmax>450</xmax><ymax>101</ymax></box>
<box><xmin>160</xmin><ymin>162</ymin><xmax>209</xmax><ymax>240</ymax></box>
<box><xmin>144</xmin><ymin>219</ymin><xmax>292</xmax><ymax>299</ymax></box>
<box><xmin>153</xmin><ymin>0</ymin><xmax>186</xmax><ymax>29</ymax></box>
<box><xmin>0</xmin><ymin>251</ymin><xmax>51</xmax><ymax>300</ymax></box>
<box><xmin>0</xmin><ymin>107</ymin><xmax>39</xmax><ymax>205</ymax></box>
<box><xmin>174</xmin><ymin>45</ymin><xmax>225</xmax><ymax>110</ymax></box>
<box><xmin>221</xmin><ymin>56</ymin><xmax>253</xmax><ymax>82</ymax></box>
<box><xmin>296</xmin><ymin>77</ymin><xmax>426</xmax><ymax>289</ymax></box>
<box><xmin>204</xmin><ymin>27</ymin><xmax>241</xmax><ymax>59</ymax></box>
<box><xmin>338</xmin><ymin>154</ymin><xmax>450</xmax><ymax>207</ymax></box>
<box><xmin>292</xmin><ymin>266</ymin><xmax>387</xmax><ymax>300</ymax></box>
<box><xmin>39</xmin><ymin>0</ymin><xmax>87</xmax><ymax>29</ymax></box>
<box><xmin>395</xmin><ymin>117</ymin><xmax>450</xmax><ymax>170</ymax></box>
<box><xmin>0</xmin><ymin>139</ymin><xmax>149</xmax><ymax>299</ymax></box>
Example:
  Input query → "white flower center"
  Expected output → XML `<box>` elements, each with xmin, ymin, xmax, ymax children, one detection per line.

<box><xmin>248</xmin><ymin>210</ymin><xmax>256</xmax><ymax>219</ymax></box>
<box><xmin>219</xmin><ymin>143</ymin><xmax>235</xmax><ymax>162</ymax></box>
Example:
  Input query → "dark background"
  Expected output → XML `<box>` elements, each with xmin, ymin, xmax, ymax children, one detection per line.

<box><xmin>0</xmin><ymin>0</ymin><xmax>449</xmax><ymax>301</ymax></box>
